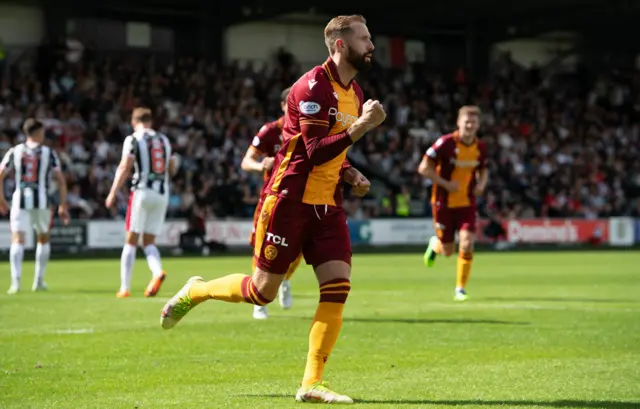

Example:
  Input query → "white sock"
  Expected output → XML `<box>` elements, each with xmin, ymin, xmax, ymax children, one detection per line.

<box><xmin>120</xmin><ymin>244</ymin><xmax>136</xmax><ymax>292</ymax></box>
<box><xmin>9</xmin><ymin>243</ymin><xmax>24</xmax><ymax>288</ymax></box>
<box><xmin>35</xmin><ymin>242</ymin><xmax>51</xmax><ymax>285</ymax></box>
<box><xmin>144</xmin><ymin>245</ymin><xmax>164</xmax><ymax>278</ymax></box>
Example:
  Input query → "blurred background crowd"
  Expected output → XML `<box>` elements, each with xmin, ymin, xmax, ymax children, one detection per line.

<box><xmin>1</xmin><ymin>38</ymin><xmax>639</xmax><ymax>223</ymax></box>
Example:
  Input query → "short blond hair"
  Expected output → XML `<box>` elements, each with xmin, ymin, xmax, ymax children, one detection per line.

<box><xmin>324</xmin><ymin>15</ymin><xmax>367</xmax><ymax>54</ymax></box>
<box><xmin>132</xmin><ymin>107</ymin><xmax>153</xmax><ymax>124</ymax></box>
<box><xmin>458</xmin><ymin>105</ymin><xmax>481</xmax><ymax>119</ymax></box>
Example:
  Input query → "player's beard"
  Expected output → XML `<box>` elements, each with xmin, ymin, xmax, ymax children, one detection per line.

<box><xmin>346</xmin><ymin>44</ymin><xmax>372</xmax><ymax>73</ymax></box>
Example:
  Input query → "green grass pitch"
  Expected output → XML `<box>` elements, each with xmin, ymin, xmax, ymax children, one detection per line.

<box><xmin>1</xmin><ymin>251</ymin><xmax>639</xmax><ymax>408</ymax></box>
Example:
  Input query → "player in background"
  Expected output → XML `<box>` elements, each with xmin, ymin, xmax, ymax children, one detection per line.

<box><xmin>0</xmin><ymin>119</ymin><xmax>70</xmax><ymax>294</ymax></box>
<box><xmin>106</xmin><ymin>107</ymin><xmax>178</xmax><ymax>298</ymax></box>
<box><xmin>161</xmin><ymin>15</ymin><xmax>384</xmax><ymax>404</ymax></box>
<box><xmin>418</xmin><ymin>105</ymin><xmax>488</xmax><ymax>301</ymax></box>
<box><xmin>242</xmin><ymin>87</ymin><xmax>299</xmax><ymax>320</ymax></box>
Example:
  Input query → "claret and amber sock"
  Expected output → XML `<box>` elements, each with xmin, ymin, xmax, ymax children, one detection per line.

<box><xmin>456</xmin><ymin>252</ymin><xmax>473</xmax><ymax>289</ymax></box>
<box><xmin>301</xmin><ymin>278</ymin><xmax>351</xmax><ymax>388</ymax></box>
<box><xmin>188</xmin><ymin>274</ymin><xmax>270</xmax><ymax>306</ymax></box>
<box><xmin>161</xmin><ymin>273</ymin><xmax>274</xmax><ymax>330</ymax></box>
<box><xmin>455</xmin><ymin>252</ymin><xmax>473</xmax><ymax>301</ymax></box>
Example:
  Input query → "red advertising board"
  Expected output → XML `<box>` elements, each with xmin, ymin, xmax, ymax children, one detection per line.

<box><xmin>506</xmin><ymin>219</ymin><xmax>609</xmax><ymax>244</ymax></box>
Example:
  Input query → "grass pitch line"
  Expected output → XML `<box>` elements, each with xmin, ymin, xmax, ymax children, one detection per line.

<box><xmin>54</xmin><ymin>328</ymin><xmax>94</xmax><ymax>334</ymax></box>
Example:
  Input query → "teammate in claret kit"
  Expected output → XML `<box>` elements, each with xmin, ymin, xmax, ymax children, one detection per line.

<box><xmin>418</xmin><ymin>105</ymin><xmax>488</xmax><ymax>301</ymax></box>
<box><xmin>241</xmin><ymin>87</ymin><xmax>299</xmax><ymax>320</ymax></box>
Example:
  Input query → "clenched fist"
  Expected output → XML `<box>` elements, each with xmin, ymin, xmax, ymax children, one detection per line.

<box><xmin>360</xmin><ymin>99</ymin><xmax>386</xmax><ymax>129</ymax></box>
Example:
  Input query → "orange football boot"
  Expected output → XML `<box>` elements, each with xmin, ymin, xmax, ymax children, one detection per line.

<box><xmin>116</xmin><ymin>290</ymin><xmax>131</xmax><ymax>298</ymax></box>
<box><xmin>144</xmin><ymin>272</ymin><xmax>166</xmax><ymax>297</ymax></box>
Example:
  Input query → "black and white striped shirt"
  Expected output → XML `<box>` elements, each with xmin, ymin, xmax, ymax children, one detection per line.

<box><xmin>0</xmin><ymin>143</ymin><xmax>61</xmax><ymax>210</ymax></box>
<box><xmin>123</xmin><ymin>129</ymin><xmax>172</xmax><ymax>195</ymax></box>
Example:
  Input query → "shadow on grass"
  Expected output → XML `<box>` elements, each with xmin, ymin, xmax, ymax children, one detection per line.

<box><xmin>485</xmin><ymin>297</ymin><xmax>636</xmax><ymax>304</ymax></box>
<box><xmin>275</xmin><ymin>316</ymin><xmax>530</xmax><ymax>326</ymax></box>
<box><xmin>344</xmin><ymin>317</ymin><xmax>530</xmax><ymax>325</ymax></box>
<box><xmin>354</xmin><ymin>399</ymin><xmax>640</xmax><ymax>408</ymax></box>
<box><xmin>237</xmin><ymin>394</ymin><xmax>639</xmax><ymax>408</ymax></box>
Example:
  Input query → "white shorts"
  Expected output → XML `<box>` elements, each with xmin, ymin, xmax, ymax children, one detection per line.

<box><xmin>125</xmin><ymin>189</ymin><xmax>168</xmax><ymax>236</ymax></box>
<box><xmin>10</xmin><ymin>208</ymin><xmax>52</xmax><ymax>234</ymax></box>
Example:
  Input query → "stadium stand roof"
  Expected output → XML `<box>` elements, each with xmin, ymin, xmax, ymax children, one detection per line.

<box><xmin>75</xmin><ymin>0</ymin><xmax>638</xmax><ymax>39</ymax></box>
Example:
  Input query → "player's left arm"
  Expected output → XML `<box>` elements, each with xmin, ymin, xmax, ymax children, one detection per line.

<box><xmin>242</xmin><ymin>123</ymin><xmax>277</xmax><ymax>173</ymax></box>
<box><xmin>474</xmin><ymin>142</ymin><xmax>488</xmax><ymax>196</ymax></box>
<box><xmin>419</xmin><ymin>136</ymin><xmax>458</xmax><ymax>192</ymax></box>
<box><xmin>168</xmin><ymin>155</ymin><xmax>179</xmax><ymax>177</ymax></box>
<box><xmin>341</xmin><ymin>159</ymin><xmax>356</xmax><ymax>183</ymax></box>
<box><xmin>342</xmin><ymin>160</ymin><xmax>370</xmax><ymax>197</ymax></box>
<box><xmin>51</xmin><ymin>150</ymin><xmax>70</xmax><ymax>224</ymax></box>
<box><xmin>340</xmin><ymin>159</ymin><xmax>353</xmax><ymax>181</ymax></box>
<box><xmin>165</xmin><ymin>136</ymin><xmax>179</xmax><ymax>177</ymax></box>
<box><xmin>106</xmin><ymin>136</ymin><xmax>135</xmax><ymax>208</ymax></box>
<box><xmin>417</xmin><ymin>155</ymin><xmax>429</xmax><ymax>176</ymax></box>
<box><xmin>0</xmin><ymin>148</ymin><xmax>13</xmax><ymax>212</ymax></box>
<box><xmin>109</xmin><ymin>156</ymin><xmax>134</xmax><ymax>195</ymax></box>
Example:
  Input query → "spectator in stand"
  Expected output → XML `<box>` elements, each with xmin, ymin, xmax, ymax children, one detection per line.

<box><xmin>0</xmin><ymin>48</ymin><xmax>638</xmax><ymax>221</ymax></box>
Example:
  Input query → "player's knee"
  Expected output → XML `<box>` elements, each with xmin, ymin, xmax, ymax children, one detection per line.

<box><xmin>459</xmin><ymin>249</ymin><xmax>473</xmax><ymax>260</ymax></box>
<box><xmin>37</xmin><ymin>234</ymin><xmax>50</xmax><ymax>244</ymax></box>
<box><xmin>459</xmin><ymin>239</ymin><xmax>474</xmax><ymax>256</ymax></box>
<box><xmin>459</xmin><ymin>229</ymin><xmax>475</xmax><ymax>248</ymax></box>
<box><xmin>125</xmin><ymin>232</ymin><xmax>139</xmax><ymax>246</ymax></box>
<box><xmin>253</xmin><ymin>283</ymin><xmax>277</xmax><ymax>304</ymax></box>
<box><xmin>142</xmin><ymin>234</ymin><xmax>156</xmax><ymax>247</ymax></box>
<box><xmin>313</xmin><ymin>260</ymin><xmax>351</xmax><ymax>284</ymax></box>
<box><xmin>252</xmin><ymin>268</ymin><xmax>283</xmax><ymax>304</ymax></box>
<box><xmin>441</xmin><ymin>243</ymin><xmax>455</xmax><ymax>257</ymax></box>
<box><xmin>313</xmin><ymin>261</ymin><xmax>352</xmax><ymax>304</ymax></box>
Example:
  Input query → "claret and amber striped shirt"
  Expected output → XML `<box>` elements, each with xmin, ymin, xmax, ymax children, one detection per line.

<box><xmin>425</xmin><ymin>131</ymin><xmax>487</xmax><ymax>208</ymax></box>
<box><xmin>265</xmin><ymin>57</ymin><xmax>362</xmax><ymax>207</ymax></box>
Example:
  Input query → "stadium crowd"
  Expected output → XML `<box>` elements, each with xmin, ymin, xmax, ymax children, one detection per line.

<box><xmin>1</xmin><ymin>49</ymin><xmax>639</xmax><ymax>222</ymax></box>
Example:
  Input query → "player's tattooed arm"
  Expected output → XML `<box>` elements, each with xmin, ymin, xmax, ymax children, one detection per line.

<box><xmin>341</xmin><ymin>159</ymin><xmax>358</xmax><ymax>184</ymax></box>
<box><xmin>343</xmin><ymin>164</ymin><xmax>370</xmax><ymax>197</ymax></box>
